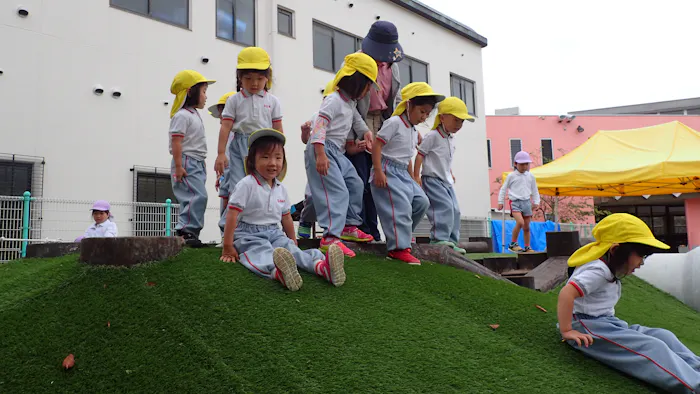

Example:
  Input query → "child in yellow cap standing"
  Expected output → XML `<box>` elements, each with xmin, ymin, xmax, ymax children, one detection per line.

<box><xmin>306</xmin><ymin>53</ymin><xmax>377</xmax><ymax>257</ymax></box>
<box><xmin>209</xmin><ymin>91</ymin><xmax>236</xmax><ymax>223</ymax></box>
<box><xmin>215</xmin><ymin>47</ymin><xmax>283</xmax><ymax>234</ymax></box>
<box><xmin>557</xmin><ymin>213</ymin><xmax>700</xmax><ymax>393</ymax></box>
<box><xmin>414</xmin><ymin>97</ymin><xmax>474</xmax><ymax>255</ymax></box>
<box><xmin>371</xmin><ymin>82</ymin><xmax>444</xmax><ymax>265</ymax></box>
<box><xmin>169</xmin><ymin>70</ymin><xmax>215</xmax><ymax>246</ymax></box>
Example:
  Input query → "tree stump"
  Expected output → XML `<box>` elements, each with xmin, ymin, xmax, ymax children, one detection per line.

<box><xmin>546</xmin><ymin>231</ymin><xmax>580</xmax><ymax>258</ymax></box>
<box><xmin>80</xmin><ymin>237</ymin><xmax>184</xmax><ymax>267</ymax></box>
<box><xmin>516</xmin><ymin>252</ymin><xmax>548</xmax><ymax>271</ymax></box>
<box><xmin>26</xmin><ymin>242</ymin><xmax>81</xmax><ymax>258</ymax></box>
<box><xmin>523</xmin><ymin>256</ymin><xmax>570</xmax><ymax>292</ymax></box>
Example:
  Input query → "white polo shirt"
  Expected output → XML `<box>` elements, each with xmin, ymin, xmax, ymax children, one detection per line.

<box><xmin>568</xmin><ymin>260</ymin><xmax>621</xmax><ymax>317</ymax></box>
<box><xmin>309</xmin><ymin>90</ymin><xmax>369</xmax><ymax>153</ymax></box>
<box><xmin>228</xmin><ymin>174</ymin><xmax>291</xmax><ymax>226</ymax></box>
<box><xmin>82</xmin><ymin>220</ymin><xmax>119</xmax><ymax>238</ymax></box>
<box><xmin>498</xmin><ymin>170</ymin><xmax>541</xmax><ymax>205</ymax></box>
<box><xmin>169</xmin><ymin>108</ymin><xmax>207</xmax><ymax>161</ymax></box>
<box><xmin>221</xmin><ymin>89</ymin><xmax>282</xmax><ymax>135</ymax></box>
<box><xmin>417</xmin><ymin>126</ymin><xmax>455</xmax><ymax>184</ymax></box>
<box><xmin>376</xmin><ymin>114</ymin><xmax>417</xmax><ymax>165</ymax></box>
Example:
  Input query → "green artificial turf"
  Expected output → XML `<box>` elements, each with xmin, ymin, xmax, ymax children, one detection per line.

<box><xmin>0</xmin><ymin>249</ymin><xmax>697</xmax><ymax>393</ymax></box>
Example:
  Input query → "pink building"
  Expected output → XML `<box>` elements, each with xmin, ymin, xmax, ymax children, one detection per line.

<box><xmin>486</xmin><ymin>114</ymin><xmax>700</xmax><ymax>252</ymax></box>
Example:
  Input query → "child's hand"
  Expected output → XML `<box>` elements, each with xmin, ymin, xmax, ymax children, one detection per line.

<box><xmin>373</xmin><ymin>171</ymin><xmax>388</xmax><ymax>188</ymax></box>
<box><xmin>363</xmin><ymin>131</ymin><xmax>374</xmax><ymax>152</ymax></box>
<box><xmin>414</xmin><ymin>176</ymin><xmax>422</xmax><ymax>187</ymax></box>
<box><xmin>561</xmin><ymin>329</ymin><xmax>594</xmax><ymax>348</ymax></box>
<box><xmin>215</xmin><ymin>176</ymin><xmax>221</xmax><ymax>192</ymax></box>
<box><xmin>220</xmin><ymin>244</ymin><xmax>239</xmax><ymax>263</ymax></box>
<box><xmin>533</xmin><ymin>203</ymin><xmax>540</xmax><ymax>210</ymax></box>
<box><xmin>174</xmin><ymin>166</ymin><xmax>188</xmax><ymax>182</ymax></box>
<box><xmin>316</xmin><ymin>153</ymin><xmax>331</xmax><ymax>176</ymax></box>
<box><xmin>497</xmin><ymin>204</ymin><xmax>504</xmax><ymax>211</ymax></box>
<box><xmin>452</xmin><ymin>174</ymin><xmax>456</xmax><ymax>183</ymax></box>
<box><xmin>215</xmin><ymin>153</ymin><xmax>228</xmax><ymax>177</ymax></box>
<box><xmin>300</xmin><ymin>121</ymin><xmax>312</xmax><ymax>144</ymax></box>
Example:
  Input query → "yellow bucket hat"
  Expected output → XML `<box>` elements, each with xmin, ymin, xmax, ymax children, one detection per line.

<box><xmin>170</xmin><ymin>70</ymin><xmax>216</xmax><ymax>118</ymax></box>
<box><xmin>392</xmin><ymin>82</ymin><xmax>445</xmax><ymax>117</ymax></box>
<box><xmin>432</xmin><ymin>96</ymin><xmax>475</xmax><ymax>129</ymax></box>
<box><xmin>567</xmin><ymin>213</ymin><xmax>669</xmax><ymax>267</ymax></box>
<box><xmin>208</xmin><ymin>91</ymin><xmax>236</xmax><ymax>118</ymax></box>
<box><xmin>238</xmin><ymin>47</ymin><xmax>273</xmax><ymax>90</ymax></box>
<box><xmin>245</xmin><ymin>128</ymin><xmax>287</xmax><ymax>181</ymax></box>
<box><xmin>322</xmin><ymin>80</ymin><xmax>336</xmax><ymax>97</ymax></box>
<box><xmin>329</xmin><ymin>53</ymin><xmax>378</xmax><ymax>94</ymax></box>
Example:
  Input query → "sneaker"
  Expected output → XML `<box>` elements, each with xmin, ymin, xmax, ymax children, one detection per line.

<box><xmin>523</xmin><ymin>246</ymin><xmax>534</xmax><ymax>253</ymax></box>
<box><xmin>387</xmin><ymin>249</ymin><xmax>421</xmax><ymax>265</ymax></box>
<box><xmin>340</xmin><ymin>226</ymin><xmax>374</xmax><ymax>243</ymax></box>
<box><xmin>297</xmin><ymin>223</ymin><xmax>312</xmax><ymax>239</ymax></box>
<box><xmin>177</xmin><ymin>230</ymin><xmax>203</xmax><ymax>248</ymax></box>
<box><xmin>320</xmin><ymin>237</ymin><xmax>356</xmax><ymax>257</ymax></box>
<box><xmin>452</xmin><ymin>244</ymin><xmax>467</xmax><ymax>254</ymax></box>
<box><xmin>508</xmin><ymin>242</ymin><xmax>523</xmax><ymax>253</ymax></box>
<box><xmin>216</xmin><ymin>236</ymin><xmax>224</xmax><ymax>248</ymax></box>
<box><xmin>430</xmin><ymin>240</ymin><xmax>454</xmax><ymax>247</ymax></box>
<box><xmin>326</xmin><ymin>243</ymin><xmax>346</xmax><ymax>287</ymax></box>
<box><xmin>273</xmin><ymin>248</ymin><xmax>303</xmax><ymax>291</ymax></box>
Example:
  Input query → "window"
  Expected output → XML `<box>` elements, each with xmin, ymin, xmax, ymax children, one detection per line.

<box><xmin>397</xmin><ymin>56</ymin><xmax>429</xmax><ymax>88</ymax></box>
<box><xmin>110</xmin><ymin>0</ymin><xmax>189</xmax><ymax>28</ymax></box>
<box><xmin>217</xmin><ymin>0</ymin><xmax>256</xmax><ymax>46</ymax></box>
<box><xmin>277</xmin><ymin>7</ymin><xmax>294</xmax><ymax>38</ymax></box>
<box><xmin>486</xmin><ymin>140</ymin><xmax>492</xmax><ymax>168</ymax></box>
<box><xmin>509</xmin><ymin>139</ymin><xmax>522</xmax><ymax>164</ymax></box>
<box><xmin>450</xmin><ymin>73</ymin><xmax>476</xmax><ymax>117</ymax></box>
<box><xmin>132</xmin><ymin>167</ymin><xmax>177</xmax><ymax>236</ymax></box>
<box><xmin>313</xmin><ymin>21</ymin><xmax>362</xmax><ymax>72</ymax></box>
<box><xmin>541</xmin><ymin>139</ymin><xmax>553</xmax><ymax>164</ymax></box>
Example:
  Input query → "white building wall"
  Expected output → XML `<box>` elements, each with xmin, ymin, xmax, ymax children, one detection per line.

<box><xmin>0</xmin><ymin>0</ymin><xmax>489</xmax><ymax>242</ymax></box>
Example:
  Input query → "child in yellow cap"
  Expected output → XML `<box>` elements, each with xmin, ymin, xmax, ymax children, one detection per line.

<box><xmin>306</xmin><ymin>53</ymin><xmax>378</xmax><ymax>257</ymax></box>
<box><xmin>414</xmin><ymin>97</ymin><xmax>474</xmax><ymax>255</ymax></box>
<box><xmin>371</xmin><ymin>82</ymin><xmax>444</xmax><ymax>265</ymax></box>
<box><xmin>169</xmin><ymin>70</ymin><xmax>215</xmax><ymax>246</ymax></box>
<box><xmin>557</xmin><ymin>213</ymin><xmax>700</xmax><ymax>392</ymax></box>
<box><xmin>215</xmin><ymin>47</ymin><xmax>283</xmax><ymax>235</ymax></box>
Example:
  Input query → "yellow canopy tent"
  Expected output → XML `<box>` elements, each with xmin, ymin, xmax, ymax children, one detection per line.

<box><xmin>502</xmin><ymin>121</ymin><xmax>700</xmax><ymax>197</ymax></box>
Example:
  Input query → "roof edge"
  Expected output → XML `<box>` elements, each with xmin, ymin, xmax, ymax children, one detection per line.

<box><xmin>385</xmin><ymin>0</ymin><xmax>488</xmax><ymax>47</ymax></box>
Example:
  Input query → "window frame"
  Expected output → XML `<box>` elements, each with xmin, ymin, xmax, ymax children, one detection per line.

<box><xmin>450</xmin><ymin>73</ymin><xmax>477</xmax><ymax>117</ymax></box>
<box><xmin>277</xmin><ymin>6</ymin><xmax>295</xmax><ymax>38</ymax></box>
<box><xmin>540</xmin><ymin>138</ymin><xmax>554</xmax><ymax>164</ymax></box>
<box><xmin>397</xmin><ymin>55</ymin><xmax>430</xmax><ymax>88</ymax></box>
<box><xmin>215</xmin><ymin>0</ymin><xmax>257</xmax><ymax>47</ymax></box>
<box><xmin>486</xmin><ymin>139</ymin><xmax>492</xmax><ymax>168</ymax></box>
<box><xmin>109</xmin><ymin>0</ymin><xmax>191</xmax><ymax>29</ymax></box>
<box><xmin>312</xmin><ymin>20</ymin><xmax>362</xmax><ymax>73</ymax></box>
<box><xmin>509</xmin><ymin>138</ymin><xmax>522</xmax><ymax>164</ymax></box>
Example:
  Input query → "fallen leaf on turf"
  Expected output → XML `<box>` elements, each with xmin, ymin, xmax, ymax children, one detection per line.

<box><xmin>62</xmin><ymin>354</ymin><xmax>75</xmax><ymax>370</ymax></box>
<box><xmin>475</xmin><ymin>275</ymin><xmax>482</xmax><ymax>279</ymax></box>
<box><xmin>489</xmin><ymin>324</ymin><xmax>500</xmax><ymax>330</ymax></box>
<box><xmin>103</xmin><ymin>284</ymin><xmax>107</xmax><ymax>289</ymax></box>
<box><xmin>535</xmin><ymin>305</ymin><xmax>548</xmax><ymax>313</ymax></box>
<box><xmin>146</xmin><ymin>282</ymin><xmax>156</xmax><ymax>287</ymax></box>
<box><xmin>107</xmin><ymin>321</ymin><xmax>111</xmax><ymax>328</ymax></box>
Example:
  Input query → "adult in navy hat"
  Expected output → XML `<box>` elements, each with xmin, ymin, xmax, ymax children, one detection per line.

<box><xmin>345</xmin><ymin>21</ymin><xmax>404</xmax><ymax>244</ymax></box>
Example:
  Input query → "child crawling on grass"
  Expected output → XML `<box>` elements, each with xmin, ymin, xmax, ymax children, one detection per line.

<box><xmin>220</xmin><ymin>128</ymin><xmax>346</xmax><ymax>291</ymax></box>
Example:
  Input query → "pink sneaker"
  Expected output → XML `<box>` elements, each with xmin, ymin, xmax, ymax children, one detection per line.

<box><xmin>320</xmin><ymin>237</ymin><xmax>356</xmax><ymax>257</ymax></box>
<box><xmin>340</xmin><ymin>226</ymin><xmax>374</xmax><ymax>243</ymax></box>
<box><xmin>314</xmin><ymin>244</ymin><xmax>346</xmax><ymax>287</ymax></box>
<box><xmin>387</xmin><ymin>249</ymin><xmax>421</xmax><ymax>265</ymax></box>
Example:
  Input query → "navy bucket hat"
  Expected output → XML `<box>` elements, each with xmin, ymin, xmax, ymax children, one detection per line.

<box><xmin>361</xmin><ymin>21</ymin><xmax>404</xmax><ymax>63</ymax></box>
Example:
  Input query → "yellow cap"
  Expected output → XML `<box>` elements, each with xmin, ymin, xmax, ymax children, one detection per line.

<box><xmin>245</xmin><ymin>128</ymin><xmax>287</xmax><ymax>181</ymax></box>
<box><xmin>432</xmin><ymin>96</ymin><xmax>475</xmax><ymax>129</ymax></box>
<box><xmin>170</xmin><ymin>70</ymin><xmax>216</xmax><ymax>118</ymax></box>
<box><xmin>392</xmin><ymin>82</ymin><xmax>445</xmax><ymax>117</ymax></box>
<box><xmin>567</xmin><ymin>213</ymin><xmax>669</xmax><ymax>267</ymax></box>
<box><xmin>208</xmin><ymin>91</ymin><xmax>236</xmax><ymax>118</ymax></box>
<box><xmin>329</xmin><ymin>53</ymin><xmax>378</xmax><ymax>95</ymax></box>
<box><xmin>237</xmin><ymin>47</ymin><xmax>273</xmax><ymax>90</ymax></box>
<box><xmin>322</xmin><ymin>80</ymin><xmax>336</xmax><ymax>97</ymax></box>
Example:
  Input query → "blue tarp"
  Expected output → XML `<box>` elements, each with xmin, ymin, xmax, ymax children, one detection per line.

<box><xmin>491</xmin><ymin>220</ymin><xmax>560</xmax><ymax>253</ymax></box>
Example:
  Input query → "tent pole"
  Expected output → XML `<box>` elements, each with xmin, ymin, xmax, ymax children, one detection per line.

<box><xmin>502</xmin><ymin>197</ymin><xmax>507</xmax><ymax>253</ymax></box>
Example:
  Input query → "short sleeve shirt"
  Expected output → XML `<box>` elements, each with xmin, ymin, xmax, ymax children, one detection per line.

<box><xmin>376</xmin><ymin>114</ymin><xmax>417</xmax><ymax>165</ymax></box>
<box><xmin>568</xmin><ymin>260</ymin><xmax>621</xmax><ymax>317</ymax></box>
<box><xmin>309</xmin><ymin>90</ymin><xmax>369</xmax><ymax>152</ymax></box>
<box><xmin>83</xmin><ymin>220</ymin><xmax>119</xmax><ymax>238</ymax></box>
<box><xmin>417</xmin><ymin>127</ymin><xmax>455</xmax><ymax>184</ymax></box>
<box><xmin>169</xmin><ymin>108</ymin><xmax>207</xmax><ymax>161</ymax></box>
<box><xmin>228</xmin><ymin>174</ymin><xmax>291</xmax><ymax>226</ymax></box>
<box><xmin>221</xmin><ymin>89</ymin><xmax>282</xmax><ymax>135</ymax></box>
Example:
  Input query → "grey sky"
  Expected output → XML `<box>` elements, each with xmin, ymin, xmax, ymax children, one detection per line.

<box><xmin>422</xmin><ymin>0</ymin><xmax>700</xmax><ymax>115</ymax></box>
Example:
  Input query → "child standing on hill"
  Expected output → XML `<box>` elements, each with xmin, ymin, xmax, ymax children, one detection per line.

<box><xmin>305</xmin><ymin>53</ymin><xmax>378</xmax><ymax>257</ymax></box>
<box><xmin>371</xmin><ymin>82</ymin><xmax>443</xmax><ymax>265</ymax></box>
<box><xmin>557</xmin><ymin>213</ymin><xmax>700</xmax><ymax>393</ymax></box>
<box><xmin>169</xmin><ymin>70</ymin><xmax>215</xmax><ymax>246</ymax></box>
<box><xmin>215</xmin><ymin>47</ymin><xmax>283</xmax><ymax>233</ymax></box>
<box><xmin>414</xmin><ymin>97</ymin><xmax>473</xmax><ymax>255</ymax></box>
<box><xmin>497</xmin><ymin>151</ymin><xmax>540</xmax><ymax>253</ymax></box>
<box><xmin>209</xmin><ymin>91</ymin><xmax>236</xmax><ymax>222</ymax></box>
<box><xmin>220</xmin><ymin>129</ymin><xmax>346</xmax><ymax>291</ymax></box>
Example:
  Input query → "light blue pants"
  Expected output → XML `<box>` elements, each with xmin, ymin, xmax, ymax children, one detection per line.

<box><xmin>235</xmin><ymin>222</ymin><xmax>326</xmax><ymax>280</ymax></box>
<box><xmin>171</xmin><ymin>154</ymin><xmax>208</xmax><ymax>236</ymax></box>
<box><xmin>564</xmin><ymin>314</ymin><xmax>700</xmax><ymax>393</ymax></box>
<box><xmin>422</xmin><ymin>176</ymin><xmax>461</xmax><ymax>245</ymax></box>
<box><xmin>304</xmin><ymin>142</ymin><xmax>363</xmax><ymax>238</ymax></box>
<box><xmin>219</xmin><ymin>132</ymin><xmax>249</xmax><ymax>231</ymax></box>
<box><xmin>370</xmin><ymin>158</ymin><xmax>429</xmax><ymax>251</ymax></box>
